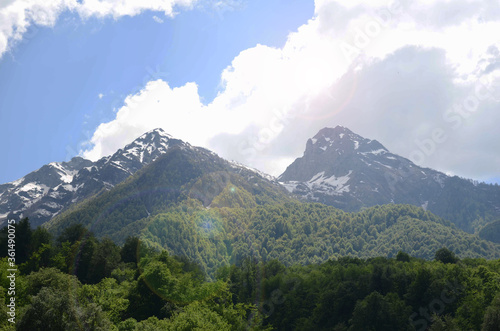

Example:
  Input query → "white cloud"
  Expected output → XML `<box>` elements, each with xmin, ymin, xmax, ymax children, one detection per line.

<box><xmin>98</xmin><ymin>93</ymin><xmax>104</xmax><ymax>99</ymax></box>
<box><xmin>83</xmin><ymin>80</ymin><xmax>205</xmax><ymax>161</ymax></box>
<box><xmin>0</xmin><ymin>0</ymin><xmax>198</xmax><ymax>59</ymax></box>
<box><xmin>152</xmin><ymin>15</ymin><xmax>164</xmax><ymax>23</ymax></box>
<box><xmin>80</xmin><ymin>0</ymin><xmax>500</xmax><ymax>180</ymax></box>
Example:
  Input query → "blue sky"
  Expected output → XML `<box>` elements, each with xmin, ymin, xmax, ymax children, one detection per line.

<box><xmin>1</xmin><ymin>0</ymin><xmax>499</xmax><ymax>185</ymax></box>
<box><xmin>0</xmin><ymin>0</ymin><xmax>313</xmax><ymax>183</ymax></box>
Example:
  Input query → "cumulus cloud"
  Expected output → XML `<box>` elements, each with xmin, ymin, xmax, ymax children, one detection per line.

<box><xmin>82</xmin><ymin>80</ymin><xmax>205</xmax><ymax>160</ymax></box>
<box><xmin>0</xmin><ymin>0</ymin><xmax>197</xmax><ymax>59</ymax></box>
<box><xmin>81</xmin><ymin>0</ymin><xmax>500</xmax><ymax>181</ymax></box>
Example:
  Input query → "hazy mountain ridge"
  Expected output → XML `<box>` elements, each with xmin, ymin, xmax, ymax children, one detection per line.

<box><xmin>279</xmin><ymin>126</ymin><xmax>500</xmax><ymax>234</ymax></box>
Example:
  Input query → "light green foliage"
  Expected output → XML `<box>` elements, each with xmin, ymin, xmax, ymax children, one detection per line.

<box><xmin>79</xmin><ymin>278</ymin><xmax>130</xmax><ymax>324</ymax></box>
<box><xmin>163</xmin><ymin>302</ymin><xmax>232</xmax><ymax>330</ymax></box>
<box><xmin>211</xmin><ymin>184</ymin><xmax>257</xmax><ymax>209</ymax></box>
<box><xmin>139</xmin><ymin>203</ymin><xmax>500</xmax><ymax>280</ymax></box>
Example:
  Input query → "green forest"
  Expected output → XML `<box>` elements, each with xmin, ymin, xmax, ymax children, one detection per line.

<box><xmin>1</xmin><ymin>218</ymin><xmax>500</xmax><ymax>330</ymax></box>
<box><xmin>47</xmin><ymin>191</ymin><xmax>500</xmax><ymax>278</ymax></box>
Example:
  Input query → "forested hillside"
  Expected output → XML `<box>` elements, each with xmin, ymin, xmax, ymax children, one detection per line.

<box><xmin>47</xmin><ymin>180</ymin><xmax>500</xmax><ymax>277</ymax></box>
<box><xmin>139</xmin><ymin>202</ymin><xmax>500</xmax><ymax>276</ymax></box>
<box><xmin>45</xmin><ymin>145</ymin><xmax>292</xmax><ymax>241</ymax></box>
<box><xmin>1</xmin><ymin>220</ymin><xmax>499</xmax><ymax>330</ymax></box>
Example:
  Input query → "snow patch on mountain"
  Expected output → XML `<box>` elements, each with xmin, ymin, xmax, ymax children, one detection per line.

<box><xmin>49</xmin><ymin>162</ymin><xmax>78</xmax><ymax>183</ymax></box>
<box><xmin>361</xmin><ymin>148</ymin><xmax>387</xmax><ymax>156</ymax></box>
<box><xmin>0</xmin><ymin>128</ymin><xmax>183</xmax><ymax>227</ymax></box>
<box><xmin>280</xmin><ymin>181</ymin><xmax>298</xmax><ymax>193</ymax></box>
<box><xmin>19</xmin><ymin>183</ymin><xmax>49</xmax><ymax>196</ymax></box>
<box><xmin>433</xmin><ymin>174</ymin><xmax>445</xmax><ymax>188</ymax></box>
<box><xmin>229</xmin><ymin>160</ymin><xmax>276</xmax><ymax>182</ymax></box>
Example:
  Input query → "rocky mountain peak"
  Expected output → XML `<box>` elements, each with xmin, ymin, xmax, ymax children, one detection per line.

<box><xmin>304</xmin><ymin>126</ymin><xmax>388</xmax><ymax>158</ymax></box>
<box><xmin>278</xmin><ymin>127</ymin><xmax>500</xmax><ymax>235</ymax></box>
<box><xmin>0</xmin><ymin>129</ymin><xmax>187</xmax><ymax>227</ymax></box>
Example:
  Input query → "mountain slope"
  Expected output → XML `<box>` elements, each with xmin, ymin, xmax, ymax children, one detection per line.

<box><xmin>36</xmin><ymin>127</ymin><xmax>500</xmax><ymax>276</ymax></box>
<box><xmin>279</xmin><ymin>126</ymin><xmax>500</xmax><ymax>234</ymax></box>
<box><xmin>52</xmin><ymin>198</ymin><xmax>500</xmax><ymax>277</ymax></box>
<box><xmin>0</xmin><ymin>129</ymin><xmax>187</xmax><ymax>227</ymax></box>
<box><xmin>45</xmin><ymin>142</ymin><xmax>293</xmax><ymax>243</ymax></box>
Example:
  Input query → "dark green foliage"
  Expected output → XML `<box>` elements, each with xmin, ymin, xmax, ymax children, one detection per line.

<box><xmin>482</xmin><ymin>293</ymin><xmax>500</xmax><ymax>331</ymax></box>
<box><xmin>56</xmin><ymin>223</ymin><xmax>89</xmax><ymax>245</ymax></box>
<box><xmin>120</xmin><ymin>236</ymin><xmax>141</xmax><ymax>265</ymax></box>
<box><xmin>14</xmin><ymin>218</ymin><xmax>32</xmax><ymax>264</ymax></box>
<box><xmin>397</xmin><ymin>251</ymin><xmax>411</xmax><ymax>262</ymax></box>
<box><xmin>349</xmin><ymin>291</ymin><xmax>412</xmax><ymax>330</ymax></box>
<box><xmin>435</xmin><ymin>247</ymin><xmax>458</xmax><ymax>264</ymax></box>
<box><xmin>87</xmin><ymin>237</ymin><xmax>121</xmax><ymax>283</ymax></box>
<box><xmin>4</xmin><ymin>227</ymin><xmax>500</xmax><ymax>330</ymax></box>
<box><xmin>0</xmin><ymin>219</ymin><xmax>58</xmax><ymax>274</ymax></box>
<box><xmin>225</xmin><ymin>256</ymin><xmax>500</xmax><ymax>330</ymax></box>
<box><xmin>18</xmin><ymin>287</ymin><xmax>113</xmax><ymax>331</ymax></box>
<box><xmin>428</xmin><ymin>314</ymin><xmax>459</xmax><ymax>331</ymax></box>
<box><xmin>70</xmin><ymin>235</ymin><xmax>98</xmax><ymax>283</ymax></box>
<box><xmin>31</xmin><ymin>226</ymin><xmax>52</xmax><ymax>251</ymax></box>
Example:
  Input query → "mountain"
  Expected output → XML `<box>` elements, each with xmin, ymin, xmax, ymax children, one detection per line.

<box><xmin>3</xmin><ymin>126</ymin><xmax>495</xmax><ymax>277</ymax></box>
<box><xmin>279</xmin><ymin>126</ymin><xmax>500</xmax><ymax>234</ymax></box>
<box><xmin>0</xmin><ymin>129</ymin><xmax>188</xmax><ymax>227</ymax></box>
<box><xmin>44</xmin><ymin>138</ymin><xmax>292</xmax><ymax>244</ymax></box>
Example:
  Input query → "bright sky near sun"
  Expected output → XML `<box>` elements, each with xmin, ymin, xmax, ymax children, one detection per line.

<box><xmin>1</xmin><ymin>0</ymin><xmax>499</xmax><ymax>185</ymax></box>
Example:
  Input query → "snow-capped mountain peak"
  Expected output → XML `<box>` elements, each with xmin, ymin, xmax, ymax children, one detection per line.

<box><xmin>278</xmin><ymin>127</ymin><xmax>500</xmax><ymax>234</ymax></box>
<box><xmin>118</xmin><ymin>128</ymin><xmax>177</xmax><ymax>163</ymax></box>
<box><xmin>0</xmin><ymin>130</ymin><xmax>185</xmax><ymax>227</ymax></box>
<box><xmin>307</xmin><ymin>126</ymin><xmax>388</xmax><ymax>156</ymax></box>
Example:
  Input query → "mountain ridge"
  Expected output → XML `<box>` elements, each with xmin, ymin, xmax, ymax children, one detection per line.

<box><xmin>279</xmin><ymin>125</ymin><xmax>500</xmax><ymax>234</ymax></box>
<box><xmin>2</xmin><ymin>125</ymin><xmax>499</xmax><ymax>238</ymax></box>
<box><xmin>0</xmin><ymin>128</ymin><xmax>189</xmax><ymax>227</ymax></box>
